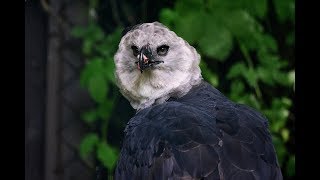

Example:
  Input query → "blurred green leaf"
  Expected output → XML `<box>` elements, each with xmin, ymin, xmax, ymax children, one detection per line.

<box><xmin>103</xmin><ymin>58</ymin><xmax>116</xmax><ymax>84</ymax></box>
<box><xmin>198</xmin><ymin>19</ymin><xmax>233</xmax><ymax>60</ymax></box>
<box><xmin>80</xmin><ymin>58</ymin><xmax>105</xmax><ymax>87</ymax></box>
<box><xmin>81</xmin><ymin>110</ymin><xmax>98</xmax><ymax>124</ymax></box>
<box><xmin>281</xmin><ymin>97</ymin><xmax>292</xmax><ymax>107</ymax></box>
<box><xmin>241</xmin><ymin>0</ymin><xmax>267</xmax><ymax>19</ymax></box>
<box><xmin>80</xmin><ymin>133</ymin><xmax>99</xmax><ymax>159</ymax></box>
<box><xmin>159</xmin><ymin>8</ymin><xmax>178</xmax><ymax>28</ymax></box>
<box><xmin>264</xmin><ymin>98</ymin><xmax>291</xmax><ymax>132</ymax></box>
<box><xmin>175</xmin><ymin>0</ymin><xmax>204</xmax><ymax>15</ymax></box>
<box><xmin>207</xmin><ymin>0</ymin><xmax>267</xmax><ymax>19</ymax></box>
<box><xmin>272</xmin><ymin>136</ymin><xmax>286</xmax><ymax>166</ymax></box>
<box><xmin>97</xmin><ymin>100</ymin><xmax>114</xmax><ymax>120</ymax></box>
<box><xmin>227</xmin><ymin>62</ymin><xmax>247</xmax><ymax>79</ymax></box>
<box><xmin>83</xmin><ymin>39</ymin><xmax>94</xmax><ymax>55</ymax></box>
<box><xmin>281</xmin><ymin>128</ymin><xmax>290</xmax><ymax>142</ymax></box>
<box><xmin>227</xmin><ymin>62</ymin><xmax>259</xmax><ymax>89</ymax></box>
<box><xmin>88</xmin><ymin>75</ymin><xmax>107</xmax><ymax>103</ymax></box>
<box><xmin>174</xmin><ymin>12</ymin><xmax>205</xmax><ymax>44</ymax></box>
<box><xmin>256</xmin><ymin>66</ymin><xmax>275</xmax><ymax>86</ymax></box>
<box><xmin>274</xmin><ymin>0</ymin><xmax>295</xmax><ymax>22</ymax></box>
<box><xmin>90</xmin><ymin>25</ymin><xmax>105</xmax><ymax>42</ymax></box>
<box><xmin>200</xmin><ymin>61</ymin><xmax>219</xmax><ymax>87</ymax></box>
<box><xmin>258</xmin><ymin>34</ymin><xmax>278</xmax><ymax>52</ymax></box>
<box><xmin>243</xmin><ymin>94</ymin><xmax>260</xmax><ymax>110</ymax></box>
<box><xmin>104</xmin><ymin>28</ymin><xmax>122</xmax><ymax>52</ymax></box>
<box><xmin>288</xmin><ymin>70</ymin><xmax>295</xmax><ymax>85</ymax></box>
<box><xmin>224</xmin><ymin>10</ymin><xmax>263</xmax><ymax>50</ymax></box>
<box><xmin>97</xmin><ymin>142</ymin><xmax>119</xmax><ymax>170</ymax></box>
<box><xmin>286</xmin><ymin>155</ymin><xmax>295</xmax><ymax>176</ymax></box>
<box><xmin>243</xmin><ymin>68</ymin><xmax>258</xmax><ymax>89</ymax></box>
<box><xmin>229</xmin><ymin>80</ymin><xmax>245</xmax><ymax>100</ymax></box>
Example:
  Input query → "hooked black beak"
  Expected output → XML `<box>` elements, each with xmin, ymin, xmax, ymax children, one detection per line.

<box><xmin>136</xmin><ymin>44</ymin><xmax>163</xmax><ymax>73</ymax></box>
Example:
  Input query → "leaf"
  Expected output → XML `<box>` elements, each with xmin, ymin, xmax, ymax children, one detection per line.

<box><xmin>174</xmin><ymin>12</ymin><xmax>205</xmax><ymax>44</ymax></box>
<box><xmin>159</xmin><ymin>8</ymin><xmax>178</xmax><ymax>28</ymax></box>
<box><xmin>83</xmin><ymin>39</ymin><xmax>94</xmax><ymax>55</ymax></box>
<box><xmin>80</xmin><ymin>58</ymin><xmax>108</xmax><ymax>103</ymax></box>
<box><xmin>97</xmin><ymin>100</ymin><xmax>114</xmax><ymax>120</ymax></box>
<box><xmin>248</xmin><ymin>94</ymin><xmax>261</xmax><ymax>110</ymax></box>
<box><xmin>258</xmin><ymin>34</ymin><xmax>278</xmax><ymax>52</ymax></box>
<box><xmin>96</xmin><ymin>42</ymin><xmax>112</xmax><ymax>57</ymax></box>
<box><xmin>198</xmin><ymin>18</ymin><xmax>233</xmax><ymax>60</ymax></box>
<box><xmin>256</xmin><ymin>66</ymin><xmax>275</xmax><ymax>86</ymax></box>
<box><xmin>235</xmin><ymin>93</ymin><xmax>260</xmax><ymax>110</ymax></box>
<box><xmin>273</xmin><ymin>0</ymin><xmax>295</xmax><ymax>23</ymax></box>
<box><xmin>175</xmin><ymin>0</ymin><xmax>204</xmax><ymax>15</ymax></box>
<box><xmin>88</xmin><ymin>75</ymin><xmax>107</xmax><ymax>103</ymax></box>
<box><xmin>288</xmin><ymin>70</ymin><xmax>295</xmax><ymax>85</ymax></box>
<box><xmin>200</xmin><ymin>61</ymin><xmax>219</xmax><ymax>87</ymax></box>
<box><xmin>227</xmin><ymin>62</ymin><xmax>247</xmax><ymax>79</ymax></box>
<box><xmin>81</xmin><ymin>110</ymin><xmax>98</xmax><ymax>124</ymax></box>
<box><xmin>80</xmin><ymin>58</ymin><xmax>105</xmax><ymax>87</ymax></box>
<box><xmin>79</xmin><ymin>133</ymin><xmax>99</xmax><ymax>159</ymax></box>
<box><xmin>227</xmin><ymin>62</ymin><xmax>258</xmax><ymax>89</ymax></box>
<box><xmin>256</xmin><ymin>52</ymin><xmax>292</xmax><ymax>86</ymax></box>
<box><xmin>229</xmin><ymin>80</ymin><xmax>245</xmax><ymax>100</ymax></box>
<box><xmin>90</xmin><ymin>25</ymin><xmax>105</xmax><ymax>42</ymax></box>
<box><xmin>97</xmin><ymin>142</ymin><xmax>119</xmax><ymax>170</ymax></box>
<box><xmin>272</xmin><ymin>136</ymin><xmax>286</xmax><ymax>166</ymax></box>
<box><xmin>95</xmin><ymin>29</ymin><xmax>121</xmax><ymax>60</ymax></box>
<box><xmin>286</xmin><ymin>155</ymin><xmax>295</xmax><ymax>177</ymax></box>
<box><xmin>224</xmin><ymin>10</ymin><xmax>263</xmax><ymax>50</ymax></box>
<box><xmin>105</xmin><ymin>28</ymin><xmax>122</xmax><ymax>52</ymax></box>
<box><xmin>281</xmin><ymin>128</ymin><xmax>290</xmax><ymax>142</ymax></box>
<box><xmin>243</xmin><ymin>68</ymin><xmax>258</xmax><ymax>88</ymax></box>
<box><xmin>207</xmin><ymin>0</ymin><xmax>267</xmax><ymax>18</ymax></box>
<box><xmin>265</xmin><ymin>98</ymin><xmax>291</xmax><ymax>132</ymax></box>
<box><xmin>103</xmin><ymin>58</ymin><xmax>116</xmax><ymax>84</ymax></box>
<box><xmin>281</xmin><ymin>97</ymin><xmax>292</xmax><ymax>107</ymax></box>
<box><xmin>241</xmin><ymin>0</ymin><xmax>267</xmax><ymax>19</ymax></box>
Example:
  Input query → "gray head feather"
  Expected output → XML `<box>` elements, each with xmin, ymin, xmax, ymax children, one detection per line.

<box><xmin>114</xmin><ymin>22</ymin><xmax>202</xmax><ymax>110</ymax></box>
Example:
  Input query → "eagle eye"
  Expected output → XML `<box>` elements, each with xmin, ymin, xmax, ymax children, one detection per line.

<box><xmin>157</xmin><ymin>45</ymin><xmax>169</xmax><ymax>56</ymax></box>
<box><xmin>131</xmin><ymin>45</ymin><xmax>139</xmax><ymax>57</ymax></box>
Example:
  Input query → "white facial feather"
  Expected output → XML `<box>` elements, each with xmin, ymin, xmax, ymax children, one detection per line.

<box><xmin>114</xmin><ymin>22</ymin><xmax>202</xmax><ymax>110</ymax></box>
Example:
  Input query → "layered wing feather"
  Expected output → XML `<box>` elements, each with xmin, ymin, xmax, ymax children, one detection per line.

<box><xmin>115</xmin><ymin>82</ymin><xmax>282</xmax><ymax>180</ymax></box>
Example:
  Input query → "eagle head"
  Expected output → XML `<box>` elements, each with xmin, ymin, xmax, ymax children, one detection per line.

<box><xmin>114</xmin><ymin>22</ymin><xmax>202</xmax><ymax>110</ymax></box>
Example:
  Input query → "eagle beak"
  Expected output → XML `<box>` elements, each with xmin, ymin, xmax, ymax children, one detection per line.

<box><xmin>137</xmin><ymin>44</ymin><xmax>163</xmax><ymax>73</ymax></box>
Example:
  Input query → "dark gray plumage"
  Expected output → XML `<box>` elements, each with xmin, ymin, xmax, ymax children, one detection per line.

<box><xmin>113</xmin><ymin>22</ymin><xmax>282</xmax><ymax>180</ymax></box>
<box><xmin>115</xmin><ymin>81</ymin><xmax>282</xmax><ymax>180</ymax></box>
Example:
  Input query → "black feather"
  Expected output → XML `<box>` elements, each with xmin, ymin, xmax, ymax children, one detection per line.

<box><xmin>115</xmin><ymin>81</ymin><xmax>282</xmax><ymax>180</ymax></box>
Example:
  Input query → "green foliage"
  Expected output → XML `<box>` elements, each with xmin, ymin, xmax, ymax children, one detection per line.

<box><xmin>200</xmin><ymin>61</ymin><xmax>219</xmax><ymax>87</ymax></box>
<box><xmin>72</xmin><ymin>17</ymin><xmax>121</xmax><ymax>172</ymax></box>
<box><xmin>73</xmin><ymin>0</ymin><xmax>294</xmax><ymax>178</ymax></box>
<box><xmin>80</xmin><ymin>133</ymin><xmax>99</xmax><ymax>159</ymax></box>
<box><xmin>160</xmin><ymin>0</ymin><xmax>295</xmax><ymax>177</ymax></box>
<box><xmin>273</xmin><ymin>0</ymin><xmax>295</xmax><ymax>23</ymax></box>
<box><xmin>97</xmin><ymin>142</ymin><xmax>119</xmax><ymax>170</ymax></box>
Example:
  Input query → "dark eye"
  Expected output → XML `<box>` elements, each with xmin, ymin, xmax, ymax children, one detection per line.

<box><xmin>131</xmin><ymin>45</ymin><xmax>139</xmax><ymax>56</ymax></box>
<box><xmin>157</xmin><ymin>45</ymin><xmax>169</xmax><ymax>56</ymax></box>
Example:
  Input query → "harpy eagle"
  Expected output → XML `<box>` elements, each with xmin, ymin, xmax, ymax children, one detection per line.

<box><xmin>113</xmin><ymin>22</ymin><xmax>282</xmax><ymax>180</ymax></box>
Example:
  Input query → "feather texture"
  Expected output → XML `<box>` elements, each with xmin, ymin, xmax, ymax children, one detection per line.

<box><xmin>115</xmin><ymin>81</ymin><xmax>282</xmax><ymax>180</ymax></box>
